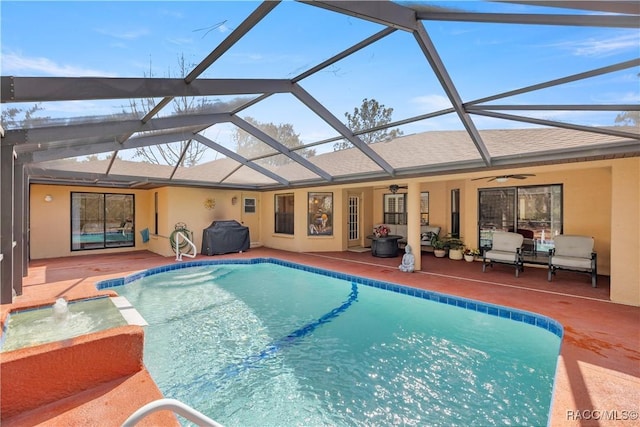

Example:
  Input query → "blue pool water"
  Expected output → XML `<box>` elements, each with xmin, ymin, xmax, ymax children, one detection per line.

<box><xmin>105</xmin><ymin>259</ymin><xmax>562</xmax><ymax>426</ymax></box>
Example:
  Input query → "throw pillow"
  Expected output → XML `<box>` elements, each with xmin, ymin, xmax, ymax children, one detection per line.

<box><xmin>421</xmin><ymin>231</ymin><xmax>436</xmax><ymax>242</ymax></box>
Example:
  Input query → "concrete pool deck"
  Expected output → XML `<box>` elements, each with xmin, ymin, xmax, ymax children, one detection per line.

<box><xmin>2</xmin><ymin>248</ymin><xmax>638</xmax><ymax>426</ymax></box>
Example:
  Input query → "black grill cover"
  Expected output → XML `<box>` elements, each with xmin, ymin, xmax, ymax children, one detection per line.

<box><xmin>201</xmin><ymin>220</ymin><xmax>250</xmax><ymax>255</ymax></box>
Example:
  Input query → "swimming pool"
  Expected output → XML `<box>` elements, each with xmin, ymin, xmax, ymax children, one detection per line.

<box><xmin>102</xmin><ymin>259</ymin><xmax>562</xmax><ymax>426</ymax></box>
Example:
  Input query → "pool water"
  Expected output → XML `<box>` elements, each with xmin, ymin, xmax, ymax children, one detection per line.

<box><xmin>1</xmin><ymin>297</ymin><xmax>128</xmax><ymax>352</ymax></box>
<box><xmin>115</xmin><ymin>262</ymin><xmax>562</xmax><ymax>426</ymax></box>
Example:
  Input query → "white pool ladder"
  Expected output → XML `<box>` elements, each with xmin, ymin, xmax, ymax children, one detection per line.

<box><xmin>174</xmin><ymin>231</ymin><xmax>197</xmax><ymax>261</ymax></box>
<box><xmin>121</xmin><ymin>398</ymin><xmax>223</xmax><ymax>426</ymax></box>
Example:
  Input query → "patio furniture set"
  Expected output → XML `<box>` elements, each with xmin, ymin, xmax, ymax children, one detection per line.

<box><xmin>368</xmin><ymin>226</ymin><xmax>597</xmax><ymax>287</ymax></box>
<box><xmin>482</xmin><ymin>232</ymin><xmax>598</xmax><ymax>287</ymax></box>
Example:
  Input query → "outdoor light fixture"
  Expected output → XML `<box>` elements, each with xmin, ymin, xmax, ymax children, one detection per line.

<box><xmin>495</xmin><ymin>177</ymin><xmax>509</xmax><ymax>183</ymax></box>
<box><xmin>231</xmin><ymin>196</ymin><xmax>238</xmax><ymax>205</ymax></box>
<box><xmin>44</xmin><ymin>194</ymin><xmax>53</xmax><ymax>202</ymax></box>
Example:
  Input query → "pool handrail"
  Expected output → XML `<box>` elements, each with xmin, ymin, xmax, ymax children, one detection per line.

<box><xmin>121</xmin><ymin>398</ymin><xmax>223</xmax><ymax>427</ymax></box>
<box><xmin>174</xmin><ymin>231</ymin><xmax>197</xmax><ymax>261</ymax></box>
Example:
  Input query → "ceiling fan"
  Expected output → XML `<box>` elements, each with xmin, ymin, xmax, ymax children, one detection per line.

<box><xmin>388</xmin><ymin>184</ymin><xmax>408</xmax><ymax>194</ymax></box>
<box><xmin>471</xmin><ymin>174</ymin><xmax>536</xmax><ymax>183</ymax></box>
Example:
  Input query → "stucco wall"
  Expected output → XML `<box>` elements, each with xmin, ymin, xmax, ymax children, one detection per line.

<box><xmin>29</xmin><ymin>185</ymin><xmax>151</xmax><ymax>259</ymax></box>
<box><xmin>610</xmin><ymin>158</ymin><xmax>640</xmax><ymax>306</ymax></box>
<box><xmin>261</xmin><ymin>187</ymin><xmax>344</xmax><ymax>253</ymax></box>
<box><xmin>29</xmin><ymin>185</ymin><xmax>246</xmax><ymax>259</ymax></box>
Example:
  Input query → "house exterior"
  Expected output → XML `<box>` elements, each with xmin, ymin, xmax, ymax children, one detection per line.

<box><xmin>25</xmin><ymin>152</ymin><xmax>640</xmax><ymax>306</ymax></box>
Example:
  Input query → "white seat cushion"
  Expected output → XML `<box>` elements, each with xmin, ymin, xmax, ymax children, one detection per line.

<box><xmin>551</xmin><ymin>255</ymin><xmax>592</xmax><ymax>270</ymax></box>
<box><xmin>485</xmin><ymin>249</ymin><xmax>519</xmax><ymax>263</ymax></box>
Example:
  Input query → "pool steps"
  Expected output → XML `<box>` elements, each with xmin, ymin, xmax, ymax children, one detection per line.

<box><xmin>110</xmin><ymin>296</ymin><xmax>148</xmax><ymax>327</ymax></box>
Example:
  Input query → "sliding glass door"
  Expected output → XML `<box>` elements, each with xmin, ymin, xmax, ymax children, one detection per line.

<box><xmin>478</xmin><ymin>185</ymin><xmax>562</xmax><ymax>252</ymax></box>
<box><xmin>71</xmin><ymin>192</ymin><xmax>135</xmax><ymax>251</ymax></box>
<box><xmin>479</xmin><ymin>188</ymin><xmax>516</xmax><ymax>248</ymax></box>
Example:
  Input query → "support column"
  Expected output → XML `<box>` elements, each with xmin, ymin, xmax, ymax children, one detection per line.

<box><xmin>407</xmin><ymin>182</ymin><xmax>421</xmax><ymax>271</ymax></box>
<box><xmin>13</xmin><ymin>162</ymin><xmax>24</xmax><ymax>295</ymax></box>
<box><xmin>1</xmin><ymin>142</ymin><xmax>14</xmax><ymax>303</ymax></box>
<box><xmin>610</xmin><ymin>158</ymin><xmax>640</xmax><ymax>306</ymax></box>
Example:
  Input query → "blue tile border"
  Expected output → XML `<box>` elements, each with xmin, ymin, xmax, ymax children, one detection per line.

<box><xmin>96</xmin><ymin>257</ymin><xmax>564</xmax><ymax>339</ymax></box>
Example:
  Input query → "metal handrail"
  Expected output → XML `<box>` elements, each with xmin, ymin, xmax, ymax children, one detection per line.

<box><xmin>175</xmin><ymin>231</ymin><xmax>197</xmax><ymax>261</ymax></box>
<box><xmin>122</xmin><ymin>398</ymin><xmax>223</xmax><ymax>427</ymax></box>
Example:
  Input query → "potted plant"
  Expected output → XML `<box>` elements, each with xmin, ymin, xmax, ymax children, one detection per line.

<box><xmin>443</xmin><ymin>235</ymin><xmax>465</xmax><ymax>260</ymax></box>
<box><xmin>464</xmin><ymin>248</ymin><xmax>480</xmax><ymax>262</ymax></box>
<box><xmin>432</xmin><ymin>238</ymin><xmax>447</xmax><ymax>258</ymax></box>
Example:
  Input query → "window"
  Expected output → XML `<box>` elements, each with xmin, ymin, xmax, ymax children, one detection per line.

<box><xmin>71</xmin><ymin>192</ymin><xmax>135</xmax><ymax>250</ymax></box>
<box><xmin>479</xmin><ymin>184</ymin><xmax>562</xmax><ymax>252</ymax></box>
<box><xmin>244</xmin><ymin>198</ymin><xmax>256</xmax><ymax>214</ymax></box>
<box><xmin>308</xmin><ymin>192</ymin><xmax>333</xmax><ymax>235</ymax></box>
<box><xmin>274</xmin><ymin>193</ymin><xmax>294</xmax><ymax>234</ymax></box>
<box><xmin>384</xmin><ymin>192</ymin><xmax>429</xmax><ymax>225</ymax></box>
<box><xmin>420</xmin><ymin>192</ymin><xmax>429</xmax><ymax>225</ymax></box>
<box><xmin>384</xmin><ymin>193</ymin><xmax>406</xmax><ymax>224</ymax></box>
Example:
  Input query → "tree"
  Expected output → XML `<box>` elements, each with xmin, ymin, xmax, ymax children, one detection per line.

<box><xmin>1</xmin><ymin>104</ymin><xmax>50</xmax><ymax>129</ymax></box>
<box><xmin>333</xmin><ymin>98</ymin><xmax>403</xmax><ymax>151</ymax></box>
<box><xmin>233</xmin><ymin>117</ymin><xmax>315</xmax><ymax>166</ymax></box>
<box><xmin>125</xmin><ymin>54</ymin><xmax>227</xmax><ymax>167</ymax></box>
<box><xmin>614</xmin><ymin>73</ymin><xmax>639</xmax><ymax>127</ymax></box>
<box><xmin>614</xmin><ymin>111</ymin><xmax>639</xmax><ymax>126</ymax></box>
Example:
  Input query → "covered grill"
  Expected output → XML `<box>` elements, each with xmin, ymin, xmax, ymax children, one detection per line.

<box><xmin>201</xmin><ymin>220</ymin><xmax>250</xmax><ymax>255</ymax></box>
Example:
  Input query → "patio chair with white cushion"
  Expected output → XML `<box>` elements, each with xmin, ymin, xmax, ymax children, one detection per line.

<box><xmin>548</xmin><ymin>235</ymin><xmax>597</xmax><ymax>287</ymax></box>
<box><xmin>482</xmin><ymin>231</ymin><xmax>524</xmax><ymax>277</ymax></box>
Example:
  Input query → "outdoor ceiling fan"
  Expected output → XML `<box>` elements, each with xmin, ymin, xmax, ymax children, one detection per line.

<box><xmin>388</xmin><ymin>184</ymin><xmax>408</xmax><ymax>194</ymax></box>
<box><xmin>471</xmin><ymin>174</ymin><xmax>536</xmax><ymax>183</ymax></box>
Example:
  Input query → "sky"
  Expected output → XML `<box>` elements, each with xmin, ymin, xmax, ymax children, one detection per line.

<box><xmin>1</xmin><ymin>0</ymin><xmax>639</xmax><ymax>153</ymax></box>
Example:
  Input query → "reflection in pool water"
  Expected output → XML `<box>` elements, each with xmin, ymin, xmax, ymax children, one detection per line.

<box><xmin>108</xmin><ymin>259</ymin><xmax>563</xmax><ymax>426</ymax></box>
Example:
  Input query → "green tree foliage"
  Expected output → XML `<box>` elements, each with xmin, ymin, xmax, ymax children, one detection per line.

<box><xmin>333</xmin><ymin>98</ymin><xmax>403</xmax><ymax>151</ymax></box>
<box><xmin>233</xmin><ymin>117</ymin><xmax>315</xmax><ymax>166</ymax></box>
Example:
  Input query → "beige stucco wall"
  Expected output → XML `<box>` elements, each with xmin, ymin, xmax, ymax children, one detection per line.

<box><xmin>27</xmin><ymin>157</ymin><xmax>640</xmax><ymax>306</ymax></box>
<box><xmin>29</xmin><ymin>185</ymin><xmax>151</xmax><ymax>259</ymax></box>
<box><xmin>260</xmin><ymin>187</ymin><xmax>344</xmax><ymax>253</ymax></box>
<box><xmin>29</xmin><ymin>185</ymin><xmax>247</xmax><ymax>259</ymax></box>
<box><xmin>610</xmin><ymin>158</ymin><xmax>640</xmax><ymax>306</ymax></box>
<box><xmin>146</xmin><ymin>186</ymin><xmax>245</xmax><ymax>257</ymax></box>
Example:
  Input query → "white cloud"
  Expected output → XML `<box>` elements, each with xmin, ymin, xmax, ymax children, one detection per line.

<box><xmin>410</xmin><ymin>94</ymin><xmax>452</xmax><ymax>111</ymax></box>
<box><xmin>167</xmin><ymin>37</ymin><xmax>194</xmax><ymax>46</ymax></box>
<box><xmin>1</xmin><ymin>51</ymin><xmax>118</xmax><ymax>77</ymax></box>
<box><xmin>617</xmin><ymin>91</ymin><xmax>640</xmax><ymax>103</ymax></box>
<box><xmin>549</xmin><ymin>33</ymin><xmax>640</xmax><ymax>58</ymax></box>
<box><xmin>94</xmin><ymin>27</ymin><xmax>150</xmax><ymax>40</ymax></box>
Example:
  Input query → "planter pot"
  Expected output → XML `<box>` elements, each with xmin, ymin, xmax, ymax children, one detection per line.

<box><xmin>433</xmin><ymin>249</ymin><xmax>446</xmax><ymax>258</ymax></box>
<box><xmin>464</xmin><ymin>254</ymin><xmax>475</xmax><ymax>262</ymax></box>
<box><xmin>449</xmin><ymin>249</ymin><xmax>464</xmax><ymax>260</ymax></box>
